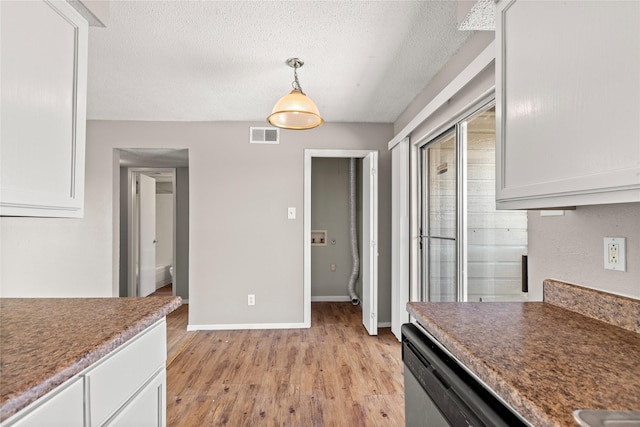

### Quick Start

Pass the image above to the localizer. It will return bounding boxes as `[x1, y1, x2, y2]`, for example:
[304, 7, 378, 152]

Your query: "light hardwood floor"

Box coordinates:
[165, 302, 405, 426]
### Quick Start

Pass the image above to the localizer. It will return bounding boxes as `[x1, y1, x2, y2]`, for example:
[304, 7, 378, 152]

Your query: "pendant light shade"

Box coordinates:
[267, 58, 324, 130]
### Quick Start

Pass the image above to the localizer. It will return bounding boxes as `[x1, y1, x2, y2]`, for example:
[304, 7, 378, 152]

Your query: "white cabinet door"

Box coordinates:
[3, 377, 84, 427]
[86, 321, 166, 426]
[496, 0, 640, 209]
[0, 0, 88, 217]
[104, 370, 166, 427]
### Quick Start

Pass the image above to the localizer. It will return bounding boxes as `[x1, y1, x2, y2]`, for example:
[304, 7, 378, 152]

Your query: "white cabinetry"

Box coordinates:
[104, 370, 166, 427]
[5, 378, 84, 427]
[87, 321, 166, 426]
[496, 0, 640, 209]
[0, 0, 88, 217]
[2, 321, 167, 427]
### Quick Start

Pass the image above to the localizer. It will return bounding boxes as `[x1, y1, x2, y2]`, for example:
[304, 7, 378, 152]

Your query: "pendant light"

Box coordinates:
[267, 58, 324, 130]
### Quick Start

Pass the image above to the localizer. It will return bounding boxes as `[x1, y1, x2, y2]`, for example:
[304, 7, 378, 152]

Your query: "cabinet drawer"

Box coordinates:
[104, 369, 166, 427]
[86, 320, 166, 426]
[4, 377, 84, 427]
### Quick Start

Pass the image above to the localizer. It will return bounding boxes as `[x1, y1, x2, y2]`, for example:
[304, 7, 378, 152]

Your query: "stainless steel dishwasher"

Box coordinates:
[402, 323, 529, 427]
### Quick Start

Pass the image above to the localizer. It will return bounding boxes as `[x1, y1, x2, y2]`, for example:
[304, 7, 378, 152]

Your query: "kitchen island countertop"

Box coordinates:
[0, 296, 181, 422]
[407, 280, 640, 427]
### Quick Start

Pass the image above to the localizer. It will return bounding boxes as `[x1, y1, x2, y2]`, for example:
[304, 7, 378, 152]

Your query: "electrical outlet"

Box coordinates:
[247, 294, 255, 306]
[330, 263, 336, 272]
[609, 244, 619, 264]
[604, 237, 626, 272]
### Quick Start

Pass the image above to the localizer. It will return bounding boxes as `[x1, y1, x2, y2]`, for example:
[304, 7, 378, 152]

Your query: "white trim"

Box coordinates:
[387, 41, 496, 150]
[411, 90, 495, 149]
[391, 138, 410, 341]
[187, 322, 307, 331]
[361, 151, 379, 336]
[311, 296, 351, 302]
[378, 322, 392, 328]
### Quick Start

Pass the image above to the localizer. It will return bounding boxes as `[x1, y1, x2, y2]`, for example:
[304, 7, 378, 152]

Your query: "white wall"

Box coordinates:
[0, 143, 113, 297]
[528, 203, 640, 300]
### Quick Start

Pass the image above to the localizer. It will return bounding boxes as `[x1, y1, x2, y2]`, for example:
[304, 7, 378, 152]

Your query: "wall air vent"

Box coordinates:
[250, 127, 280, 144]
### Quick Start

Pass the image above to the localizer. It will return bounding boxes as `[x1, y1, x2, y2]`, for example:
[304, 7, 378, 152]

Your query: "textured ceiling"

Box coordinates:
[88, 1, 475, 123]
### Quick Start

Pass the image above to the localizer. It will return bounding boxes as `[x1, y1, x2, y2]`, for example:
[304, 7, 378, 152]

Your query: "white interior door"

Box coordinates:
[361, 152, 379, 335]
[138, 173, 157, 297]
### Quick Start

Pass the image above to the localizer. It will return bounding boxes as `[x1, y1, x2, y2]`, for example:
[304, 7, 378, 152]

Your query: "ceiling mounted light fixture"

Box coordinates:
[267, 58, 324, 130]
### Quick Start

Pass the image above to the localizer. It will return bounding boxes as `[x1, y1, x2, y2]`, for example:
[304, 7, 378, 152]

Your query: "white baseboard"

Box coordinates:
[187, 322, 308, 331]
[186, 319, 389, 331]
[311, 295, 351, 302]
[180, 299, 188, 304]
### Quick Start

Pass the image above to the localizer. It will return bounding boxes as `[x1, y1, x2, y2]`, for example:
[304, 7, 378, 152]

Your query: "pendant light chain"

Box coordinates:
[292, 64, 305, 95]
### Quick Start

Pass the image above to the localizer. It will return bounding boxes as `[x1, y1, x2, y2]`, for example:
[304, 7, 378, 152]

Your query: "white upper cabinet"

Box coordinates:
[1, 0, 88, 217]
[496, 0, 640, 209]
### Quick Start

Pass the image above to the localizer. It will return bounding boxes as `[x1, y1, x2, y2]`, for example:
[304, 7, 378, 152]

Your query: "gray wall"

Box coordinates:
[528, 203, 640, 300]
[0, 121, 393, 326]
[175, 167, 189, 301]
[119, 167, 129, 297]
[1, 121, 393, 325]
[100, 122, 391, 325]
[395, 31, 495, 135]
[311, 158, 363, 299]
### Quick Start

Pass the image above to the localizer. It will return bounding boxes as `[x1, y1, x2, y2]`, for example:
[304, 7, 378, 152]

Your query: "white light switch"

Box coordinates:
[287, 207, 296, 219]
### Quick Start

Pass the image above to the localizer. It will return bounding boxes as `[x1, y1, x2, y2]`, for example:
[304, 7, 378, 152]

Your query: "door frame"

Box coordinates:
[303, 149, 378, 332]
[127, 167, 176, 297]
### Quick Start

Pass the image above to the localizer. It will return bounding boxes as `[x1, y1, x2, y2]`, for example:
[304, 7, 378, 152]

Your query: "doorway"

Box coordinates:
[304, 149, 379, 335]
[117, 149, 190, 301]
[310, 158, 361, 302]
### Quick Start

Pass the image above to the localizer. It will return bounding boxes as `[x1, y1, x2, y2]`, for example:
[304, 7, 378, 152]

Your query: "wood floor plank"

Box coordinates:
[165, 302, 405, 426]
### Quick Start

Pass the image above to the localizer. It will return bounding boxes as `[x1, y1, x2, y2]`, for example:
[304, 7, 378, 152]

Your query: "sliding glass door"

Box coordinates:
[421, 130, 458, 301]
[420, 103, 528, 302]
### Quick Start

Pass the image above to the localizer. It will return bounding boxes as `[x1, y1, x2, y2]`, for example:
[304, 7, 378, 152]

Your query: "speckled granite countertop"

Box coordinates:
[407, 280, 640, 427]
[0, 297, 181, 422]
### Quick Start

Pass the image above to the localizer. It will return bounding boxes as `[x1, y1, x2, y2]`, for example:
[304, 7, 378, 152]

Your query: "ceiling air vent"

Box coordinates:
[250, 127, 279, 144]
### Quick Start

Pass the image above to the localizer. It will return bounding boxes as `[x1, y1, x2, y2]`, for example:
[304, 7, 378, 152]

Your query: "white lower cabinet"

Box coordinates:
[104, 370, 166, 427]
[86, 321, 166, 426]
[7, 377, 84, 427]
[2, 320, 167, 427]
